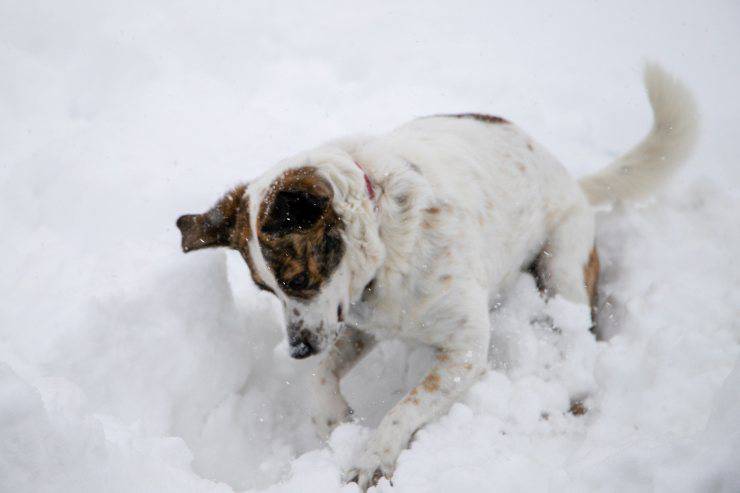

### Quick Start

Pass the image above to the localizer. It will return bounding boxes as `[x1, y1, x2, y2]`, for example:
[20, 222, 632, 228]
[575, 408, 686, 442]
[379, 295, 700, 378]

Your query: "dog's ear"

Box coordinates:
[260, 168, 334, 236]
[176, 184, 247, 252]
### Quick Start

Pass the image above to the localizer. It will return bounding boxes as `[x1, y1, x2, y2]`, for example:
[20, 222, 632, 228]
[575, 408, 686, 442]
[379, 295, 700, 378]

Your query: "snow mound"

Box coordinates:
[2, 1, 739, 492]
[6, 185, 738, 492]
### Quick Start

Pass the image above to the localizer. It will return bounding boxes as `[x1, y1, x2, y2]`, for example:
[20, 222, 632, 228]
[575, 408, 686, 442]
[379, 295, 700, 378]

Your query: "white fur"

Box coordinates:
[579, 64, 699, 205]
[242, 64, 697, 489]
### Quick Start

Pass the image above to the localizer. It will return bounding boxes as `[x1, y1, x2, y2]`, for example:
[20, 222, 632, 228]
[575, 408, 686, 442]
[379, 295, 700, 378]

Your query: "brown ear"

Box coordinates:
[176, 184, 247, 252]
[259, 167, 334, 236]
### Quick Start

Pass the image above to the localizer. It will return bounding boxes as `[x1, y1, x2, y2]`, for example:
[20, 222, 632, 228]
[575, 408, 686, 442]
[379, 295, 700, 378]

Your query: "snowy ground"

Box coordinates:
[1, 1, 739, 492]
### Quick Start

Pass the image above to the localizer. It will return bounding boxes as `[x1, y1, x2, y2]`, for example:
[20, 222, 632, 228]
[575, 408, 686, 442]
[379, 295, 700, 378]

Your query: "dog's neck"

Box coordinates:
[325, 144, 433, 311]
[307, 146, 385, 304]
[354, 161, 376, 202]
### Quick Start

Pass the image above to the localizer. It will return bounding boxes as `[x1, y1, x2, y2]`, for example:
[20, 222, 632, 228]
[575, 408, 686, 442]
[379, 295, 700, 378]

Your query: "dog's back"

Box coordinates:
[352, 112, 587, 302]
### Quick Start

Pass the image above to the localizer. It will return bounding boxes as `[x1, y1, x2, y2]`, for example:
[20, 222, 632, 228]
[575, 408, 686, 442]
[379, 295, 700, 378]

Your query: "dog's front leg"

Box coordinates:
[347, 325, 489, 490]
[311, 327, 376, 441]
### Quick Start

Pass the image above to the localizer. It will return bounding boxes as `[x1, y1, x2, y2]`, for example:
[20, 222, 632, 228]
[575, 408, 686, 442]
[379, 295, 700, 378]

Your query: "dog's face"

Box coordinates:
[176, 167, 348, 359]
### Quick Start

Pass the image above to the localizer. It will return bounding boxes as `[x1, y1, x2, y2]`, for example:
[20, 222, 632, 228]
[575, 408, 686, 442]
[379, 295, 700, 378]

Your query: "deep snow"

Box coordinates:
[1, 1, 739, 492]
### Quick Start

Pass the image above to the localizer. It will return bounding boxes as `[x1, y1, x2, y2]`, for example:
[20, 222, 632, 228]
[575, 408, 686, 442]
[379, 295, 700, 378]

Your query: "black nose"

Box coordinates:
[288, 324, 317, 359]
[289, 338, 316, 359]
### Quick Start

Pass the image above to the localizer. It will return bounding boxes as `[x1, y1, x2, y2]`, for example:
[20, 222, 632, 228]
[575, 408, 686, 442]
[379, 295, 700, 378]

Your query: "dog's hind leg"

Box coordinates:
[311, 327, 376, 440]
[533, 205, 599, 317]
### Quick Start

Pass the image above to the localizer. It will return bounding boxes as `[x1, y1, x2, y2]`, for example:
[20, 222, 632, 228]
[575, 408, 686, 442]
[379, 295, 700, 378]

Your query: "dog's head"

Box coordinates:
[176, 165, 355, 359]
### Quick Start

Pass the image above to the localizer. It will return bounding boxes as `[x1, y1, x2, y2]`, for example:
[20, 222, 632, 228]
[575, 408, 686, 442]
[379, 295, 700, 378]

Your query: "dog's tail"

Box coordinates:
[579, 64, 699, 206]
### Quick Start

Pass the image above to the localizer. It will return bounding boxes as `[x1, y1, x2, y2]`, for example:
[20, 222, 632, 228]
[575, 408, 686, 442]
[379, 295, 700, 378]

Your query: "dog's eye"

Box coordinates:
[286, 272, 309, 291]
[261, 190, 327, 235]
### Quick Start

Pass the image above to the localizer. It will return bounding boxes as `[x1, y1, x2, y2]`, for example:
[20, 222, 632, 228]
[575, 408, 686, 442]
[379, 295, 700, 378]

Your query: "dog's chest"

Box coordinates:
[347, 283, 438, 342]
[346, 246, 476, 344]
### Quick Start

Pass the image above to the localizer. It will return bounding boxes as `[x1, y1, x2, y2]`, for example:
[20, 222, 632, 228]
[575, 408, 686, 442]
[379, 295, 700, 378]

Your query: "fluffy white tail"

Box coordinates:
[579, 64, 699, 205]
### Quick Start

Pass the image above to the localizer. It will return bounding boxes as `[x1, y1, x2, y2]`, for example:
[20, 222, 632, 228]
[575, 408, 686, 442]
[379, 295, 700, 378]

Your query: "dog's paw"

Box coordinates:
[344, 464, 390, 491]
[344, 441, 397, 491]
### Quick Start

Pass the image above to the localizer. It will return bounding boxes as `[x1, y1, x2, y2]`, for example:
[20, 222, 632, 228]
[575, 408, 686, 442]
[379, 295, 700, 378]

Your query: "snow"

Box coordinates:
[1, 1, 739, 492]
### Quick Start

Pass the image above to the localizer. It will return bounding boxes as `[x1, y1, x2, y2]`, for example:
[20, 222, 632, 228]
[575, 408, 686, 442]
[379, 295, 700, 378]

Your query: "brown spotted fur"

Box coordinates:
[584, 246, 600, 318]
[528, 245, 600, 321]
[444, 113, 509, 124]
[421, 372, 441, 392]
[176, 184, 274, 293]
[176, 184, 246, 252]
[256, 167, 345, 300]
[177, 167, 346, 299]
[230, 191, 273, 293]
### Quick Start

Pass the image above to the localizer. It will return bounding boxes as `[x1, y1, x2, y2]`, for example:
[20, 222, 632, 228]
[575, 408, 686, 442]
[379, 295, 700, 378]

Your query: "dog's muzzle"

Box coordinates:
[288, 323, 318, 359]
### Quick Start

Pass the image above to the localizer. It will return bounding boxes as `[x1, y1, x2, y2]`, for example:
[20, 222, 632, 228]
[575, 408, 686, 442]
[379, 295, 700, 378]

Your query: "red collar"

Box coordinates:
[354, 161, 376, 201]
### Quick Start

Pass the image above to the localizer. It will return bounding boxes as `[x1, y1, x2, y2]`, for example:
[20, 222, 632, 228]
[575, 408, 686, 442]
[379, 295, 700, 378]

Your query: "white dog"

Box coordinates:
[177, 64, 697, 489]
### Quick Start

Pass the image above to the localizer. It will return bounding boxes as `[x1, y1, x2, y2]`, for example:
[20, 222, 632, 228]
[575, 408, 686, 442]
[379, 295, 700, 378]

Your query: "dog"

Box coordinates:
[176, 64, 697, 489]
